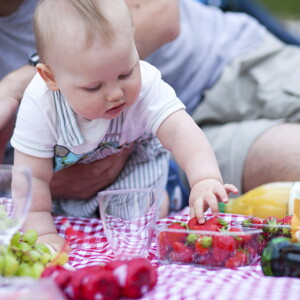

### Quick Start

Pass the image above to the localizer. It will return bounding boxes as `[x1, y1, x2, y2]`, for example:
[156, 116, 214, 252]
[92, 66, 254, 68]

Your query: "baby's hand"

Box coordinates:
[189, 179, 238, 224]
[37, 233, 71, 253]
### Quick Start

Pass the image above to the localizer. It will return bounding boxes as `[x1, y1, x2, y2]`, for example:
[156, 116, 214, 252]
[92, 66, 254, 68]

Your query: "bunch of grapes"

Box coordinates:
[0, 230, 69, 278]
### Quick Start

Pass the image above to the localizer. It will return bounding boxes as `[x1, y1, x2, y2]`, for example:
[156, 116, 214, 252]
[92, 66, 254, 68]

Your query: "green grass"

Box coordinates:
[258, 0, 300, 18]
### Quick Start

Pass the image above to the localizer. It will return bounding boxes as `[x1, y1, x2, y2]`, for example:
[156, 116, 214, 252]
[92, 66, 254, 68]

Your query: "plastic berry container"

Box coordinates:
[238, 217, 292, 254]
[155, 224, 262, 269]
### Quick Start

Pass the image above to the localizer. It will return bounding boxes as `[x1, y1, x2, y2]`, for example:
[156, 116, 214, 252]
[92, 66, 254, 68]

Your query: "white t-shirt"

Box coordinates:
[0, 0, 38, 79]
[11, 61, 185, 169]
[145, 0, 267, 114]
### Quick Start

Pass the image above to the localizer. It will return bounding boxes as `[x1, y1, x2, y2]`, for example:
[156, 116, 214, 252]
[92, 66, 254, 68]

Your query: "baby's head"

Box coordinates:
[33, 0, 141, 120]
[34, 0, 132, 64]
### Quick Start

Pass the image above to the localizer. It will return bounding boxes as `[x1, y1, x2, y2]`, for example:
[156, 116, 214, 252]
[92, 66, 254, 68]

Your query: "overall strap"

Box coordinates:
[53, 91, 85, 148]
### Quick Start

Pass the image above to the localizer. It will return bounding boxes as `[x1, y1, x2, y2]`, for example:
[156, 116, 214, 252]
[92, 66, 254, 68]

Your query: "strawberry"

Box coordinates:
[170, 241, 193, 263]
[41, 265, 73, 290]
[106, 258, 157, 299]
[225, 251, 248, 268]
[280, 215, 292, 225]
[81, 268, 120, 300]
[242, 217, 263, 228]
[70, 265, 104, 299]
[160, 222, 188, 247]
[205, 216, 228, 230]
[195, 236, 212, 255]
[213, 234, 236, 251]
[280, 215, 292, 236]
[211, 247, 229, 267]
[188, 217, 224, 231]
[262, 216, 281, 234]
[157, 222, 188, 257]
[212, 234, 236, 265]
[188, 217, 203, 230]
[167, 222, 188, 242]
[229, 227, 252, 246]
[157, 231, 170, 259]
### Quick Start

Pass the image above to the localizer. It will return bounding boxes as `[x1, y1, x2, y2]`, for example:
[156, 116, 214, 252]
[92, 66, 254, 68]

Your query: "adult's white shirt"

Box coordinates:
[145, 0, 267, 114]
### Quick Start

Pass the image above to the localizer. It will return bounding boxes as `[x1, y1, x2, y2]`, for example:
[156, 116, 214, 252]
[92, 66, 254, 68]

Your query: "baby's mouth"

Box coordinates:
[106, 103, 125, 115]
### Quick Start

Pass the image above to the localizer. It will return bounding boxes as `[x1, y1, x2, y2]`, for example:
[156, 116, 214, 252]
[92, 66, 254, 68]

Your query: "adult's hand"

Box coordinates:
[126, 0, 180, 59]
[50, 145, 133, 200]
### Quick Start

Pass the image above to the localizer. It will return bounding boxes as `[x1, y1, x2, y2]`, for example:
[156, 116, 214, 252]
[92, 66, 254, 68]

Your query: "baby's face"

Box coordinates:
[48, 20, 141, 120]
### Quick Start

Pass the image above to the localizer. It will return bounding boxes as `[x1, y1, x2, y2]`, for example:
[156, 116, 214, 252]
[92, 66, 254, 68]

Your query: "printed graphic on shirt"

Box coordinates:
[54, 134, 130, 172]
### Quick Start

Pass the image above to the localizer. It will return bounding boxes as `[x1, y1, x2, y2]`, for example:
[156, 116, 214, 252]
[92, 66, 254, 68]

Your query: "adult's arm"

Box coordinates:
[126, 0, 180, 59]
[50, 145, 133, 199]
[0, 65, 36, 162]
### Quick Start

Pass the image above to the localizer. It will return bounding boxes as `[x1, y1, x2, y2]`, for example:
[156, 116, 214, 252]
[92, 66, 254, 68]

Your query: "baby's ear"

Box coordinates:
[36, 63, 59, 91]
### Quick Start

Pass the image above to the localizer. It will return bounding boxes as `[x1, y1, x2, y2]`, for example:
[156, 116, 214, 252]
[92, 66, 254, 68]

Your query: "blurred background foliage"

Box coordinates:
[258, 0, 300, 18]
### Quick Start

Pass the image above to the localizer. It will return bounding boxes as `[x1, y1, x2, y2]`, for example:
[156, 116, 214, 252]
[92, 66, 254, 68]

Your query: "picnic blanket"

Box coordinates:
[54, 208, 300, 300]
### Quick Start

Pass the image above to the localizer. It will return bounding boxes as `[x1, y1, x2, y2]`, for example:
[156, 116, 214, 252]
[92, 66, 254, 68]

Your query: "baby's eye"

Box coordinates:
[84, 84, 102, 92]
[119, 69, 133, 80]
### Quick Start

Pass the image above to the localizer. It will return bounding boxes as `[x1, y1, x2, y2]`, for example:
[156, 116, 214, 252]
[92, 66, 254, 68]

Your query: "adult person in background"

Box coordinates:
[136, 0, 300, 195]
[4, 0, 300, 203]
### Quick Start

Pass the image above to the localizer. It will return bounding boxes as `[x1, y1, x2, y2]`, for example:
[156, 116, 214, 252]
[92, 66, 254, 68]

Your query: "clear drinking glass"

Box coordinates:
[98, 188, 157, 259]
[0, 165, 32, 245]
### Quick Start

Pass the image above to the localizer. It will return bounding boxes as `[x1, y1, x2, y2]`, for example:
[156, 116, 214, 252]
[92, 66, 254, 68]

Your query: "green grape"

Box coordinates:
[17, 262, 33, 277]
[10, 231, 21, 247]
[17, 241, 31, 253]
[40, 252, 51, 265]
[31, 262, 45, 278]
[34, 243, 51, 255]
[23, 229, 38, 245]
[3, 253, 18, 276]
[0, 228, 69, 278]
[28, 249, 42, 263]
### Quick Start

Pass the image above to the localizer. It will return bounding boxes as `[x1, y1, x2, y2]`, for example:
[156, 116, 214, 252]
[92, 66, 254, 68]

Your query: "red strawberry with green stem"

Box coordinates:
[205, 216, 229, 230]
[262, 216, 281, 235]
[195, 235, 212, 255]
[165, 222, 188, 245]
[279, 215, 292, 236]
[242, 217, 263, 229]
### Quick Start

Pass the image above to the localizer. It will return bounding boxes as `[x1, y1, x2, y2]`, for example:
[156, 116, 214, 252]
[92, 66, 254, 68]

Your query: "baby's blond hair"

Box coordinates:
[34, 0, 132, 62]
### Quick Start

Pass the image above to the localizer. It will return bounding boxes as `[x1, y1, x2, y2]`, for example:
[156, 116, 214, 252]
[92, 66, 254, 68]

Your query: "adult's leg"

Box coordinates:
[243, 123, 300, 192]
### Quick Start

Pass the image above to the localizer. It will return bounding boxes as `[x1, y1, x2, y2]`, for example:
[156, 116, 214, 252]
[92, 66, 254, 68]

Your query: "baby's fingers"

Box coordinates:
[204, 192, 219, 217]
[190, 197, 205, 224]
[214, 185, 230, 203]
[195, 193, 219, 223]
[224, 183, 239, 195]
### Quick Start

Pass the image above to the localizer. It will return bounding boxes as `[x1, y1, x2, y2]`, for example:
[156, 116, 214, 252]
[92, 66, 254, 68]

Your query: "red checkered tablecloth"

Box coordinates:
[54, 208, 300, 300]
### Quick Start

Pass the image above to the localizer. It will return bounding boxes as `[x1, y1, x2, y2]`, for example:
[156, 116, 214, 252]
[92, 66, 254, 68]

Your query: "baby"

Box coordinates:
[11, 0, 237, 251]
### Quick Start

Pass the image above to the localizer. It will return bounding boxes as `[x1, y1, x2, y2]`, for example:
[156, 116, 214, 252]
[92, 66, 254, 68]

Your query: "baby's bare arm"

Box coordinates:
[14, 150, 65, 251]
[157, 110, 238, 222]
